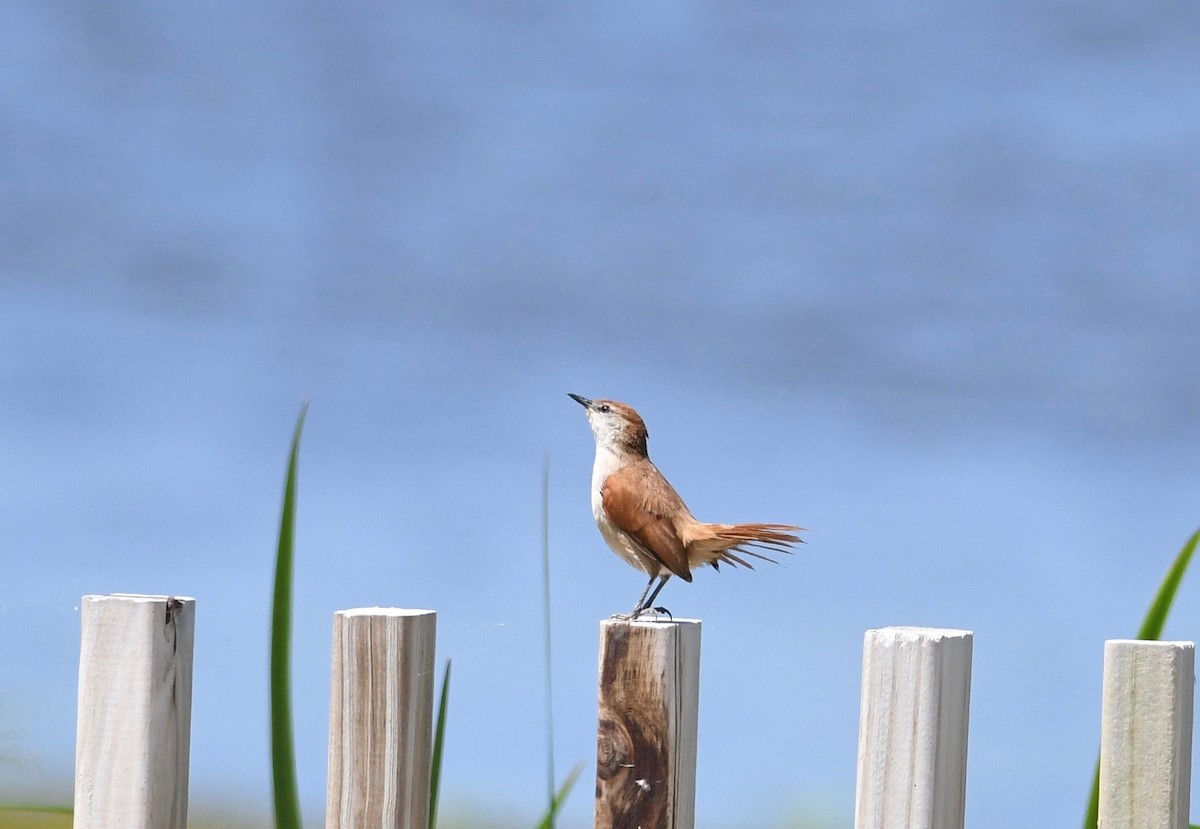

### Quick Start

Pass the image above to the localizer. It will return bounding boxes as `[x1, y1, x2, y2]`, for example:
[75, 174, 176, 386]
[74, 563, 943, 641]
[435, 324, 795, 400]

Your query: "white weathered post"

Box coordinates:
[73, 593, 195, 829]
[1099, 639, 1194, 829]
[594, 617, 701, 829]
[326, 607, 437, 829]
[854, 626, 973, 829]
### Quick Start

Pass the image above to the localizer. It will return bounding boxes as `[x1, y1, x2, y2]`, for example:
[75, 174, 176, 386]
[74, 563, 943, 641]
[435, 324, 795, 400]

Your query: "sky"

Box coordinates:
[3, 1, 1200, 827]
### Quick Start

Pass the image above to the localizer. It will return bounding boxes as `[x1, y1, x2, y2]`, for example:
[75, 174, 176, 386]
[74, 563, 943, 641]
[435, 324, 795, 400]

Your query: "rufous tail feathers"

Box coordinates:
[689, 522, 804, 570]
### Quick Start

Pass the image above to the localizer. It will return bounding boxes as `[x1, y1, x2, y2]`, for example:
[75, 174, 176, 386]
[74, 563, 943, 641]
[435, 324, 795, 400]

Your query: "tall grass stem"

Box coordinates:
[270, 404, 307, 829]
[540, 453, 558, 825]
[429, 660, 452, 829]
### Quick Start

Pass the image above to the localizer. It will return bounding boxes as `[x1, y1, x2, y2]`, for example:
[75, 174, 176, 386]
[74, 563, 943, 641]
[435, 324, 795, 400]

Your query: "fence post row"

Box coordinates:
[67, 596, 1200, 829]
[74, 594, 196, 829]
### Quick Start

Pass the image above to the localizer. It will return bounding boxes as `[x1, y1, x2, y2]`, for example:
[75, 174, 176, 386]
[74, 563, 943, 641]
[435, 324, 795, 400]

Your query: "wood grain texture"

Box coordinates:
[1099, 639, 1194, 829]
[854, 626, 972, 829]
[73, 593, 195, 829]
[595, 618, 700, 829]
[326, 608, 436, 829]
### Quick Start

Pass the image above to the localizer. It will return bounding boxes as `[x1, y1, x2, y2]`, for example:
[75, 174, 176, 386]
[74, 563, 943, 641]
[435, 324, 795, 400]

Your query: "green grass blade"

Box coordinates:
[1082, 527, 1200, 829]
[534, 762, 583, 829]
[540, 452, 558, 824]
[429, 659, 452, 829]
[1134, 528, 1200, 641]
[271, 404, 308, 829]
[0, 804, 73, 815]
[1082, 754, 1101, 829]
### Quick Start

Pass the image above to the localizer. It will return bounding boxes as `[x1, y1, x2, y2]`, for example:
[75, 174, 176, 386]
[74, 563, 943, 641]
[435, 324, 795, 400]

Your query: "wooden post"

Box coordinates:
[595, 618, 701, 829]
[1099, 639, 1194, 829]
[326, 608, 437, 829]
[73, 593, 195, 829]
[854, 626, 973, 829]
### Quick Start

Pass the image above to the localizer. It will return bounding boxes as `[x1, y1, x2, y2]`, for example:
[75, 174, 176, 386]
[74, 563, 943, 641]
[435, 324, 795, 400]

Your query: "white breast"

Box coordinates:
[590, 445, 660, 575]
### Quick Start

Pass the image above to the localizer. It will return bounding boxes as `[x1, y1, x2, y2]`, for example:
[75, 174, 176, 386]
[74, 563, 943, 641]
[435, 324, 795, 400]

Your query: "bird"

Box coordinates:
[568, 393, 803, 617]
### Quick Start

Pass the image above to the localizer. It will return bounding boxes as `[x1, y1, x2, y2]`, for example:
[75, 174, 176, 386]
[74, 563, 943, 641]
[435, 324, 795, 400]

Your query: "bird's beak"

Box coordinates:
[568, 393, 592, 409]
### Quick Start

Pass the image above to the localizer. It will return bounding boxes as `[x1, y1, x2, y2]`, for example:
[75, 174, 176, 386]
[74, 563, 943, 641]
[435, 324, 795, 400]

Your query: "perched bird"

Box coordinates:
[568, 394, 803, 617]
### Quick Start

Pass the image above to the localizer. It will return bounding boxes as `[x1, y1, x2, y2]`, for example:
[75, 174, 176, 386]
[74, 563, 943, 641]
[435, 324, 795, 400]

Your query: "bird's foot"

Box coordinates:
[625, 605, 673, 621]
[611, 605, 675, 621]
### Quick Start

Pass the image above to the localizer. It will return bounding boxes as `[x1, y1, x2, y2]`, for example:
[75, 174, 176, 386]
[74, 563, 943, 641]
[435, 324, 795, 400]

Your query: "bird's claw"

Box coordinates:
[622, 605, 673, 621]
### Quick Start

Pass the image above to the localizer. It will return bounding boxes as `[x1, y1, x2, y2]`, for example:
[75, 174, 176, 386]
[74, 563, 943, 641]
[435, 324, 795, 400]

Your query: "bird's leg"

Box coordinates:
[641, 575, 671, 611]
[632, 575, 672, 617]
[624, 574, 659, 618]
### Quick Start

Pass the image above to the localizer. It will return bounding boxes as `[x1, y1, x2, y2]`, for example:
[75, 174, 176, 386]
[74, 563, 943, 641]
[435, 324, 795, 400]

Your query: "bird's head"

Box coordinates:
[568, 394, 649, 456]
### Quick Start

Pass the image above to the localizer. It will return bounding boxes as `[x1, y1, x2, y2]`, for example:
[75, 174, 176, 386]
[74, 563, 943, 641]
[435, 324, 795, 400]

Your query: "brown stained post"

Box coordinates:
[595, 618, 701, 829]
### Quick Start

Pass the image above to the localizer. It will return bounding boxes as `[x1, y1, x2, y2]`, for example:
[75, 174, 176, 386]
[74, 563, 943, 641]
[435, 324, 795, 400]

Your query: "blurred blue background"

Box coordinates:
[3, 1, 1200, 826]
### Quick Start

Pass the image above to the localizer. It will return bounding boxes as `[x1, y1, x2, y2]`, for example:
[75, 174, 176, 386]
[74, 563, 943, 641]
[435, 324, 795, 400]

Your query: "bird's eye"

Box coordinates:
[597, 404, 610, 413]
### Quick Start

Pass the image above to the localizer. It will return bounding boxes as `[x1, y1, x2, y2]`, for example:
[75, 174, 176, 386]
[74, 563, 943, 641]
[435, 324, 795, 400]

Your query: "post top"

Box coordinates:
[336, 607, 437, 618]
[866, 625, 973, 641]
[83, 593, 196, 604]
[601, 616, 701, 629]
[1105, 638, 1196, 649]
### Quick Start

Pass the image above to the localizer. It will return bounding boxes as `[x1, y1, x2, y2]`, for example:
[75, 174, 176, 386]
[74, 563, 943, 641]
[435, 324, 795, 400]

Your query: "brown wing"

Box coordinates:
[601, 462, 693, 581]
